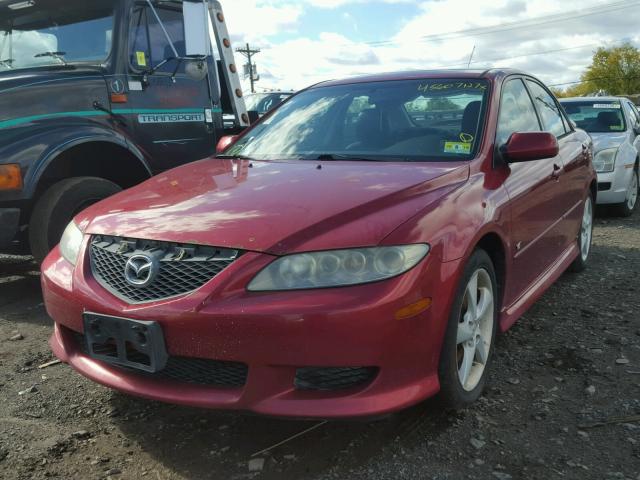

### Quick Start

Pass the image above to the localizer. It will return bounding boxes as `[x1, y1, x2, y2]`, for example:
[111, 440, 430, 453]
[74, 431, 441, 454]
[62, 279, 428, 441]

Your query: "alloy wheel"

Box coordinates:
[580, 196, 593, 262]
[627, 170, 638, 212]
[456, 268, 494, 392]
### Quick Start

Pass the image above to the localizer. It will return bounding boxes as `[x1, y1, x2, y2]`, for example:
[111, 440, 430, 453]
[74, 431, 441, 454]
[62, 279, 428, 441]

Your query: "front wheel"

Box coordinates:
[29, 177, 121, 263]
[615, 167, 638, 217]
[438, 249, 498, 409]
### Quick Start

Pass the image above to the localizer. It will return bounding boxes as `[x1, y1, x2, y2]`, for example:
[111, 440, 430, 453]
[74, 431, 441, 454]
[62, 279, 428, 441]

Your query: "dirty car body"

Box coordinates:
[42, 69, 596, 418]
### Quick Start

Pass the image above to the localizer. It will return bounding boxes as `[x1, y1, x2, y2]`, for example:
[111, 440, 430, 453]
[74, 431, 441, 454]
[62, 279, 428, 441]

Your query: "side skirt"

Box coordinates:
[499, 242, 579, 332]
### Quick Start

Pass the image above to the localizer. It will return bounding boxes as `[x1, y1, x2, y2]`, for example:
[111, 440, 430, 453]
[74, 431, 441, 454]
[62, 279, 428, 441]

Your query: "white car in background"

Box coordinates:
[561, 97, 640, 216]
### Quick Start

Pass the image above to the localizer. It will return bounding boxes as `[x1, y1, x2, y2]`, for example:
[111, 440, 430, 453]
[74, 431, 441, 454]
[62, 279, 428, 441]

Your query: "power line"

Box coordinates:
[331, 0, 640, 49]
[549, 74, 640, 87]
[295, 38, 633, 83]
[434, 42, 603, 69]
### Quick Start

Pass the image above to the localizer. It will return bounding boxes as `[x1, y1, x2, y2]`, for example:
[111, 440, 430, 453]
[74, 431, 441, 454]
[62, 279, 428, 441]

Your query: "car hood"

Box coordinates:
[78, 159, 469, 255]
[589, 132, 627, 152]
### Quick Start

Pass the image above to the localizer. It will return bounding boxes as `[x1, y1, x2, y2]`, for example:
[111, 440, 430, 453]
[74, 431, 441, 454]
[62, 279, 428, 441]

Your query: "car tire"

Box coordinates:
[29, 177, 121, 263]
[569, 193, 594, 273]
[614, 167, 638, 217]
[438, 248, 498, 410]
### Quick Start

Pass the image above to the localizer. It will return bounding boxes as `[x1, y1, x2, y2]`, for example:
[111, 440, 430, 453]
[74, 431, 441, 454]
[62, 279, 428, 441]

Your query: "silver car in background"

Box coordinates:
[561, 97, 640, 216]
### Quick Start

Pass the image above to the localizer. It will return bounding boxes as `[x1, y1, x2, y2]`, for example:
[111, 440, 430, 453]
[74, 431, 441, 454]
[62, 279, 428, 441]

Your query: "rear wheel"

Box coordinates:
[29, 177, 121, 263]
[615, 167, 638, 217]
[569, 194, 594, 273]
[438, 249, 497, 409]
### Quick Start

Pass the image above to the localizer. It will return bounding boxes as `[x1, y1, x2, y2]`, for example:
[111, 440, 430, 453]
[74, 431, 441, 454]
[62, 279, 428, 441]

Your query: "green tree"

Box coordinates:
[582, 43, 640, 95]
[552, 82, 594, 99]
[427, 96, 457, 110]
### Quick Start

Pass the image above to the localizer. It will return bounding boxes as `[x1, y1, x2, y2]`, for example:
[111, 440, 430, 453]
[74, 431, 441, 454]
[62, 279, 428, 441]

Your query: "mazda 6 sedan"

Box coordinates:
[42, 69, 596, 418]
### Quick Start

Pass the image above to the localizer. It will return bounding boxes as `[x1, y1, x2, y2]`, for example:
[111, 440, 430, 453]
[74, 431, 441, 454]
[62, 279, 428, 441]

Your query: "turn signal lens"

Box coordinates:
[0, 164, 22, 190]
[395, 298, 433, 320]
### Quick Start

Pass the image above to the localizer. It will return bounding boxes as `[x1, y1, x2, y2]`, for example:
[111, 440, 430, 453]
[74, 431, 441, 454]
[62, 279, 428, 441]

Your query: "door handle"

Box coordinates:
[552, 163, 561, 180]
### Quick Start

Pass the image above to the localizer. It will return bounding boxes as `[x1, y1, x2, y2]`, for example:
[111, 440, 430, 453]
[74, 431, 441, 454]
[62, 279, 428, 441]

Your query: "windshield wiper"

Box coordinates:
[34, 51, 67, 65]
[314, 153, 396, 162]
[0, 59, 13, 69]
[215, 154, 255, 160]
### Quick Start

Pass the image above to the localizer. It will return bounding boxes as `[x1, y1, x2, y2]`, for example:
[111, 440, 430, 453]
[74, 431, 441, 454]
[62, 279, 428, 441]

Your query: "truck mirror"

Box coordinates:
[183, 1, 208, 57]
[185, 59, 207, 81]
[248, 110, 260, 124]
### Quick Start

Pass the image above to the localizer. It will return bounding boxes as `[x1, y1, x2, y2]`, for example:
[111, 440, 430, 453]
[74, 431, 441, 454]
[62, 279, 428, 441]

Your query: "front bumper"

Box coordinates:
[0, 208, 20, 248]
[596, 165, 635, 205]
[42, 242, 461, 419]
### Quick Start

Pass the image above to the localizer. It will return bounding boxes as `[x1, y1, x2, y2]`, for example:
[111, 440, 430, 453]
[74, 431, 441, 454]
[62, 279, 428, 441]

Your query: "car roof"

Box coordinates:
[560, 96, 626, 102]
[311, 68, 530, 88]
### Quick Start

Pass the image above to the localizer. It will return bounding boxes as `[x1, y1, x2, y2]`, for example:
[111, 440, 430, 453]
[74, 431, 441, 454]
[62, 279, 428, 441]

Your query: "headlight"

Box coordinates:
[593, 148, 617, 173]
[248, 244, 430, 291]
[59, 221, 84, 266]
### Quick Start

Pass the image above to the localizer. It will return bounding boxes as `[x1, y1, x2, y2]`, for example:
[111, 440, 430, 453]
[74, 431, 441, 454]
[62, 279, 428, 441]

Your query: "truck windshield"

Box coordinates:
[0, 0, 116, 71]
[225, 79, 489, 162]
[245, 93, 292, 115]
[561, 101, 627, 133]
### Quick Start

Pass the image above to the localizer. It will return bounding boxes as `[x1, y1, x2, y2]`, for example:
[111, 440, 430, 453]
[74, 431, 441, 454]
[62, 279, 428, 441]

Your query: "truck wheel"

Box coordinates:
[29, 177, 121, 263]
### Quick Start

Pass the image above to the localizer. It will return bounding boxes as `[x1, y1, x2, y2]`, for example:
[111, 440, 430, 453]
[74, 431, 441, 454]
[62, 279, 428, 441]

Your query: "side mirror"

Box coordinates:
[216, 135, 238, 154]
[248, 110, 260, 125]
[503, 132, 559, 163]
[185, 59, 208, 81]
[634, 125, 640, 136]
[183, 2, 208, 57]
[569, 119, 578, 129]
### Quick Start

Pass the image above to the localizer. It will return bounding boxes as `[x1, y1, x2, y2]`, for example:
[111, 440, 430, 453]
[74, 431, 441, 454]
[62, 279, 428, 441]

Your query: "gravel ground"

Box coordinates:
[0, 210, 639, 480]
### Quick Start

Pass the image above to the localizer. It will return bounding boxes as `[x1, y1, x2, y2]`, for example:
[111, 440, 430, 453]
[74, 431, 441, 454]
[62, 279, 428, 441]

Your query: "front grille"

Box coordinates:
[90, 235, 241, 304]
[73, 332, 248, 387]
[294, 367, 378, 391]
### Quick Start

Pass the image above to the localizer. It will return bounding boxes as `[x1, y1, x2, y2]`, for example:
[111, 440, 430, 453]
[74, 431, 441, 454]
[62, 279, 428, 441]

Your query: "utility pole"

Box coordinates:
[236, 43, 261, 93]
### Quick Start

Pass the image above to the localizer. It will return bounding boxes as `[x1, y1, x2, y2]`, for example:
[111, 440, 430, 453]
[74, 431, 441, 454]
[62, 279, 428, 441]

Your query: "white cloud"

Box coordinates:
[221, 1, 302, 42]
[224, 0, 640, 92]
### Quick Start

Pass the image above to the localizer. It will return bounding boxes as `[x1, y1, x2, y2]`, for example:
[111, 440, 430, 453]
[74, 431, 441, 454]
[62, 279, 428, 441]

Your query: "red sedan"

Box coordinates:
[42, 69, 596, 418]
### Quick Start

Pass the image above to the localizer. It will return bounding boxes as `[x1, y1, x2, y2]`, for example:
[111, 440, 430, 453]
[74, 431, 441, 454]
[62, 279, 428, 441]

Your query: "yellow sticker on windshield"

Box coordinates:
[444, 142, 471, 154]
[136, 51, 147, 67]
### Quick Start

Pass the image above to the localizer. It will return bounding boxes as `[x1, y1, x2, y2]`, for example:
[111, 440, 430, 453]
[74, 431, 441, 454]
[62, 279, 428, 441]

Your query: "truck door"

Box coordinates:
[124, 2, 215, 173]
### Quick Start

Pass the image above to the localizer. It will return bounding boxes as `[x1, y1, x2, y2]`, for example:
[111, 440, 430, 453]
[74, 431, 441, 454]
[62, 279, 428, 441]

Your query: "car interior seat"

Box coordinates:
[461, 101, 481, 139]
[596, 111, 622, 130]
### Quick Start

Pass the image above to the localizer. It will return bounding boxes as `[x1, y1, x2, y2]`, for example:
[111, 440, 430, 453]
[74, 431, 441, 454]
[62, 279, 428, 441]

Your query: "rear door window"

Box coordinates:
[624, 101, 639, 128]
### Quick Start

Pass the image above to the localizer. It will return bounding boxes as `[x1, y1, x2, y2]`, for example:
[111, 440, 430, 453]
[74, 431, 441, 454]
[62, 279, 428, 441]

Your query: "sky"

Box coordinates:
[219, 0, 640, 93]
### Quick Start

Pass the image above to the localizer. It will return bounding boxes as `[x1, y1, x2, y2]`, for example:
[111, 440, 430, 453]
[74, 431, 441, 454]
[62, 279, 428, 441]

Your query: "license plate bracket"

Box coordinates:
[82, 313, 168, 373]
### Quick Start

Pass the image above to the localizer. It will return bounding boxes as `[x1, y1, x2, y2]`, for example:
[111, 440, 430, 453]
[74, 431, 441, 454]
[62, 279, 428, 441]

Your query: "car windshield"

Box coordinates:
[225, 78, 490, 162]
[561, 100, 627, 133]
[0, 0, 115, 71]
[245, 93, 292, 114]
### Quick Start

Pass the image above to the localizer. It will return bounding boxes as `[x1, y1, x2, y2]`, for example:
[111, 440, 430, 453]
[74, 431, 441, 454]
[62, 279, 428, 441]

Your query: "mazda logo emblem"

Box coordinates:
[124, 254, 158, 287]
